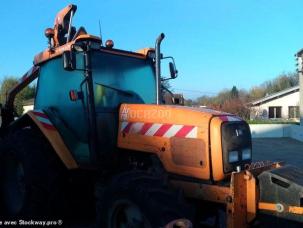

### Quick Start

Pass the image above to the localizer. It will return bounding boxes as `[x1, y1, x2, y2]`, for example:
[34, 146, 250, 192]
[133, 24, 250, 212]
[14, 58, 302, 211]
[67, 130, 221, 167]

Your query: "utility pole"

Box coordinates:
[296, 49, 303, 125]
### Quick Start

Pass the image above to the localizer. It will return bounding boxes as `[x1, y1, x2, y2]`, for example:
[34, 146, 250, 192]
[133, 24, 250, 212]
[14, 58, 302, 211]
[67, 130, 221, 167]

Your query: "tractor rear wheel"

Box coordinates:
[96, 171, 194, 228]
[0, 127, 67, 219]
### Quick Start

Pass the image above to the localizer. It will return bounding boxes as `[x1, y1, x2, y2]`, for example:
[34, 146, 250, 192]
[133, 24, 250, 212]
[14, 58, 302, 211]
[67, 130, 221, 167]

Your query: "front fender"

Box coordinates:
[9, 110, 78, 169]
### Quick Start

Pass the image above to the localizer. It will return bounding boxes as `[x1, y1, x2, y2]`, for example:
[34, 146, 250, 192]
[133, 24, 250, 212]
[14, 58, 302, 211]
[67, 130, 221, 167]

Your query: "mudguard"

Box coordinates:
[15, 110, 78, 169]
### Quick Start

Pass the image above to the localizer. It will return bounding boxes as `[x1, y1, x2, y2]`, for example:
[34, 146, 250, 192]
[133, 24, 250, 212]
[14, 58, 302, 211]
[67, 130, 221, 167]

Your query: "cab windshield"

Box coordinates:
[91, 51, 156, 109]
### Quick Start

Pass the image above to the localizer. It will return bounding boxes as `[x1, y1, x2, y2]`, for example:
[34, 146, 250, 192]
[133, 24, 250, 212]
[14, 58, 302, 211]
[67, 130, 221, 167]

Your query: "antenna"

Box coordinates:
[98, 20, 103, 46]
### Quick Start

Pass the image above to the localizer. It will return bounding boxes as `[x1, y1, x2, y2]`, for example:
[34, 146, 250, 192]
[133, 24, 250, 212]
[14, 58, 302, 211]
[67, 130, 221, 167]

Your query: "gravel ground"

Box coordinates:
[252, 137, 303, 169]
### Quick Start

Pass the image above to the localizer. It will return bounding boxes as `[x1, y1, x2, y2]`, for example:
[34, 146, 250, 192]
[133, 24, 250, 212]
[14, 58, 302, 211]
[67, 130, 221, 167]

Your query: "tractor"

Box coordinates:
[0, 4, 303, 228]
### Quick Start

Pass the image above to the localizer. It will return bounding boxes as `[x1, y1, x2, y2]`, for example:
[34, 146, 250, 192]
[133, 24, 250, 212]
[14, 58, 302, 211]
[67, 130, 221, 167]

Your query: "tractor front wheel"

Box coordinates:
[96, 171, 194, 228]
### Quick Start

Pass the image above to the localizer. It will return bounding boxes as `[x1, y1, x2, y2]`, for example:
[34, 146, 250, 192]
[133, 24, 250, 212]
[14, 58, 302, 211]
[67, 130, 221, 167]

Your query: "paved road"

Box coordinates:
[252, 137, 303, 169]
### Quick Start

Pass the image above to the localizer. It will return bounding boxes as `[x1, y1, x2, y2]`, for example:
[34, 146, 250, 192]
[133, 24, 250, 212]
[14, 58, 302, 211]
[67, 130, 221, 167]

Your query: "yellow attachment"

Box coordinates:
[171, 170, 258, 228]
[259, 202, 303, 215]
[34, 34, 101, 65]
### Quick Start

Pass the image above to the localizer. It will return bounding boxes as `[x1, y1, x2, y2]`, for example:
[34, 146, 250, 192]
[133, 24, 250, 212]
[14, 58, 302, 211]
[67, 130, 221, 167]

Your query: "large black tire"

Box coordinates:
[96, 171, 194, 228]
[0, 127, 67, 219]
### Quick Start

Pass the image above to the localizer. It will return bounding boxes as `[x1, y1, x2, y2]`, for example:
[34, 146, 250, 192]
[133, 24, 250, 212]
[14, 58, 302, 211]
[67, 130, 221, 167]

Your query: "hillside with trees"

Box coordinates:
[185, 72, 298, 119]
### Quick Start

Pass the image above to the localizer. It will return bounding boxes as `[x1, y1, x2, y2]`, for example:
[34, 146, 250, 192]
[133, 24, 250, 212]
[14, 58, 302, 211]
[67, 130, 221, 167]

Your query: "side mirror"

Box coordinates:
[169, 62, 178, 79]
[63, 51, 76, 71]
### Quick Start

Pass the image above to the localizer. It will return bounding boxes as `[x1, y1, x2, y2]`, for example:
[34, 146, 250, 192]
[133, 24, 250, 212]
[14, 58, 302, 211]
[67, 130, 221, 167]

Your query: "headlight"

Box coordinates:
[228, 151, 239, 163]
[242, 148, 252, 160]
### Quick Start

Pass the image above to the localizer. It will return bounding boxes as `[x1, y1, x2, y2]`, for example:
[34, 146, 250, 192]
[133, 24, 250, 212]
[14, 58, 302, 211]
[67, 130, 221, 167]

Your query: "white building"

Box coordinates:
[22, 98, 34, 114]
[250, 86, 299, 120]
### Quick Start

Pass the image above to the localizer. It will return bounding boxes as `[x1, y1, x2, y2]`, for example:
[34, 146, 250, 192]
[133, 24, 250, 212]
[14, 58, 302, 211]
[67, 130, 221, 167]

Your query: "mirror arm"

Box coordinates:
[161, 77, 172, 81]
[162, 56, 176, 65]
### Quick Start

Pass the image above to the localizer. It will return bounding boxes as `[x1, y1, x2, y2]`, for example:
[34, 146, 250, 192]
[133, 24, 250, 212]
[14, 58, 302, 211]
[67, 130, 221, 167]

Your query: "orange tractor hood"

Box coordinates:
[117, 104, 242, 180]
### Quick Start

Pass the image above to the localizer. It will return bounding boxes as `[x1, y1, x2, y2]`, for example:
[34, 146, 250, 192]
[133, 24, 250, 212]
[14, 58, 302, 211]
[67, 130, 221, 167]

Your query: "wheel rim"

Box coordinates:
[2, 156, 25, 215]
[110, 199, 150, 228]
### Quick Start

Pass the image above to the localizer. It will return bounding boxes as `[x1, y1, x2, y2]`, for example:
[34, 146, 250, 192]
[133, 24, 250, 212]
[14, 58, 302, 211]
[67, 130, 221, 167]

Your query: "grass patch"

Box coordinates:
[246, 119, 299, 125]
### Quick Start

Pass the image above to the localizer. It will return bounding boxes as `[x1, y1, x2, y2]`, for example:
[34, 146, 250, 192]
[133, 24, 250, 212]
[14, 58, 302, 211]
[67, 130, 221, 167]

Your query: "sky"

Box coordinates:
[0, 0, 302, 99]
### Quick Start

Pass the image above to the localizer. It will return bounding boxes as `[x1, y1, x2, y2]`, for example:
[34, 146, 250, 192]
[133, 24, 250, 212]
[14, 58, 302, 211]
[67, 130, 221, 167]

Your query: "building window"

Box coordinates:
[268, 106, 282, 119]
[174, 98, 180, 104]
[289, 106, 299, 119]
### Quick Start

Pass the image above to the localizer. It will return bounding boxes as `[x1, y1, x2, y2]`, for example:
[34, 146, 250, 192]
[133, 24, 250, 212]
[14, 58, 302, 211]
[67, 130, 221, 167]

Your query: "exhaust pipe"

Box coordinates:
[155, 33, 165, 105]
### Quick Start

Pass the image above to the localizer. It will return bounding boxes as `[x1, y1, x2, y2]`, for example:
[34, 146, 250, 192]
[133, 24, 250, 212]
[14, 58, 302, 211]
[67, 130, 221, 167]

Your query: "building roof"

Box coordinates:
[250, 85, 299, 106]
[23, 98, 35, 106]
